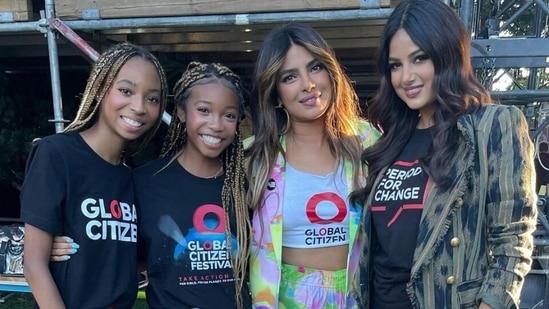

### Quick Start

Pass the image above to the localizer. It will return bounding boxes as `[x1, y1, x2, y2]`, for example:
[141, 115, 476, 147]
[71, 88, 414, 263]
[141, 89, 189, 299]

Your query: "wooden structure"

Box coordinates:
[0, 0, 402, 103]
[55, 0, 393, 20]
[0, 0, 33, 21]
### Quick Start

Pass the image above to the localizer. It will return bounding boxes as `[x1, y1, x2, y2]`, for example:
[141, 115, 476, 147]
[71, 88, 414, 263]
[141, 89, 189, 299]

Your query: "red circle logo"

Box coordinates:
[306, 192, 347, 224]
[193, 204, 226, 233]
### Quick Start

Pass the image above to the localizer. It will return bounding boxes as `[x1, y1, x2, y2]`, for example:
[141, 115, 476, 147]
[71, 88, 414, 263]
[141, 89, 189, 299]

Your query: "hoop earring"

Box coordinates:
[275, 103, 290, 134]
[177, 121, 187, 134]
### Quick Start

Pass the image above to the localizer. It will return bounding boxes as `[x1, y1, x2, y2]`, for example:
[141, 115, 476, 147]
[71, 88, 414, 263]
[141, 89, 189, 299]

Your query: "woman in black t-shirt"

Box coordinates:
[350, 0, 537, 308]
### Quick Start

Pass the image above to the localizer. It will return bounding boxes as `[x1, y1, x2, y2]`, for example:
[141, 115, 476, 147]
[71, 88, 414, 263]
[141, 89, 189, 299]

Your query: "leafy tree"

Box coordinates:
[0, 72, 53, 190]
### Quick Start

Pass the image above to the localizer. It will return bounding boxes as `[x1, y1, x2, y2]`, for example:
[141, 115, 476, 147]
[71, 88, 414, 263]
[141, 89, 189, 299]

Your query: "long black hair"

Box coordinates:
[351, 0, 492, 205]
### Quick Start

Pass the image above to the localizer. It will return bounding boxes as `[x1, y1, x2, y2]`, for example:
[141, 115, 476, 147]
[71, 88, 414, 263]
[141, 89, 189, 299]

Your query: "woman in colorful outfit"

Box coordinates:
[245, 23, 380, 308]
[350, 0, 538, 308]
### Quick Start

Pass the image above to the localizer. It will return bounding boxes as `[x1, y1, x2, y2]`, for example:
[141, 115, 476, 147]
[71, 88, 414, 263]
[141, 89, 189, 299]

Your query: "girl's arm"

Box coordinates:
[24, 224, 66, 309]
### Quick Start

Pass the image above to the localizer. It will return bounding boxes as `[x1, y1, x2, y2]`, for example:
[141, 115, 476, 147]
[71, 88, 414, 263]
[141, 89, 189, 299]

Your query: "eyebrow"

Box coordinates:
[116, 79, 161, 93]
[279, 58, 318, 76]
[389, 49, 424, 62]
[194, 100, 213, 105]
[116, 79, 136, 86]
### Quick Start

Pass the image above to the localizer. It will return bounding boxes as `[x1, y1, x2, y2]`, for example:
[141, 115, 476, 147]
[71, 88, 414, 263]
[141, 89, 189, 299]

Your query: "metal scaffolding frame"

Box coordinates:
[0, 0, 547, 131]
[466, 0, 549, 106]
[0, 1, 394, 132]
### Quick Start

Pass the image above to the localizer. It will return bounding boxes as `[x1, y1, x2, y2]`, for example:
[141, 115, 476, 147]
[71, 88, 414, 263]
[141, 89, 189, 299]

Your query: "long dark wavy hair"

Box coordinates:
[350, 0, 492, 205]
[246, 23, 364, 211]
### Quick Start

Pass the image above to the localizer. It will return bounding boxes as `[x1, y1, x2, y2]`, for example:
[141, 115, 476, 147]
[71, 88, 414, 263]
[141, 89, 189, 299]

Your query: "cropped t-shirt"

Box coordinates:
[282, 162, 350, 248]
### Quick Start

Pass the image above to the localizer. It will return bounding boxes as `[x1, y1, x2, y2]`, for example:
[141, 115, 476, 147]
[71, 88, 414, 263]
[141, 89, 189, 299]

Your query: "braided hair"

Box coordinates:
[161, 62, 250, 309]
[64, 42, 168, 156]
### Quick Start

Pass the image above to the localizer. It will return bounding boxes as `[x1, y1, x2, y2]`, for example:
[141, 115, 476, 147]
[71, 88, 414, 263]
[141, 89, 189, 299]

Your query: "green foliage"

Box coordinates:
[474, 0, 548, 37]
[469, 0, 549, 93]
[0, 73, 55, 189]
[505, 68, 549, 91]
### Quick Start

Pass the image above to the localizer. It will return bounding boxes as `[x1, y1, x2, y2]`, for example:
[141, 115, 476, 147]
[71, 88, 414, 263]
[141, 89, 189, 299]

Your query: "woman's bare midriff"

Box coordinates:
[282, 244, 348, 271]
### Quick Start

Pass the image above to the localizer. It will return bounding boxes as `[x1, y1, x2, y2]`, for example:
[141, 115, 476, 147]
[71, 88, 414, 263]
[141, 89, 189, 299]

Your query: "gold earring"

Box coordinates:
[275, 103, 290, 134]
[177, 121, 187, 134]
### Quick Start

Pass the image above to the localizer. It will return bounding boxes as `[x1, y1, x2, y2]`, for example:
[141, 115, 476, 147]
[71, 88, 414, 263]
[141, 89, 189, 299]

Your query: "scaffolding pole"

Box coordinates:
[0, 5, 393, 128]
[0, 9, 393, 33]
[0, 1, 547, 125]
[459, 0, 475, 34]
[45, 0, 67, 133]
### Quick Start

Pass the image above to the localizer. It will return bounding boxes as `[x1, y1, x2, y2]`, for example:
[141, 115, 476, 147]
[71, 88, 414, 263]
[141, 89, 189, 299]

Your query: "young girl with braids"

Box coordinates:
[132, 61, 251, 309]
[49, 61, 251, 308]
[20, 42, 168, 309]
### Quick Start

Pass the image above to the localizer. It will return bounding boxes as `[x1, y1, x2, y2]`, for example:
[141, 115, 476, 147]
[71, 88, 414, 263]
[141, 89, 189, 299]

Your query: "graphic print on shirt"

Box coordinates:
[81, 198, 137, 242]
[371, 160, 429, 227]
[304, 192, 348, 246]
[157, 203, 237, 286]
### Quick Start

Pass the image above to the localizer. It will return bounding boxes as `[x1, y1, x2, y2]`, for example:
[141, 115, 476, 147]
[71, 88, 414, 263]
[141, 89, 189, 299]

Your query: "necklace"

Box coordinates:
[205, 162, 224, 179]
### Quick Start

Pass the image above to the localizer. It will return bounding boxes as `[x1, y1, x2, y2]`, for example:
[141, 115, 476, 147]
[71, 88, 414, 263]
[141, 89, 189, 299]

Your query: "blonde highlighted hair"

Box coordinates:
[247, 23, 365, 211]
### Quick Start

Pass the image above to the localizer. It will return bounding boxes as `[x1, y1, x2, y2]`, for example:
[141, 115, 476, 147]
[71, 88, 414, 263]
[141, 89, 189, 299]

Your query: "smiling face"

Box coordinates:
[276, 44, 332, 124]
[95, 56, 162, 143]
[177, 81, 239, 162]
[389, 29, 436, 128]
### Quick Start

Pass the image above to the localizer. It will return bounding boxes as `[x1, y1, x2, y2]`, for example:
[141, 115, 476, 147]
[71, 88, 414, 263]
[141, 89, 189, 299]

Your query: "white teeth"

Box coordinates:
[201, 135, 221, 145]
[122, 117, 143, 127]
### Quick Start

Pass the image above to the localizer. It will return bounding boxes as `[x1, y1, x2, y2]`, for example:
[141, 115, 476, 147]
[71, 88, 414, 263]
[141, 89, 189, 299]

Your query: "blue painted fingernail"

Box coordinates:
[66, 238, 74, 243]
[71, 243, 80, 249]
[64, 255, 71, 260]
[70, 248, 77, 254]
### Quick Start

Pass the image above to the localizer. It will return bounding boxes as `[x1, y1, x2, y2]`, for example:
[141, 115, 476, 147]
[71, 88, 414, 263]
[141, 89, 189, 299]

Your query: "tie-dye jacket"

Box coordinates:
[248, 120, 380, 309]
[357, 104, 538, 309]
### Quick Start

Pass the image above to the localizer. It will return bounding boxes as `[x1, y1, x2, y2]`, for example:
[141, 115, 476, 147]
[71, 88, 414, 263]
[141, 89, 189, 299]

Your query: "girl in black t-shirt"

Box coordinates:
[51, 62, 251, 309]
[137, 61, 251, 309]
[21, 43, 168, 309]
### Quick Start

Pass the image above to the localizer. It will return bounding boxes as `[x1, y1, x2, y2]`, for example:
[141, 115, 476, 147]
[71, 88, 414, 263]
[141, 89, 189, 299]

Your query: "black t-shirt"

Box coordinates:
[370, 128, 432, 309]
[134, 157, 252, 309]
[20, 132, 138, 309]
